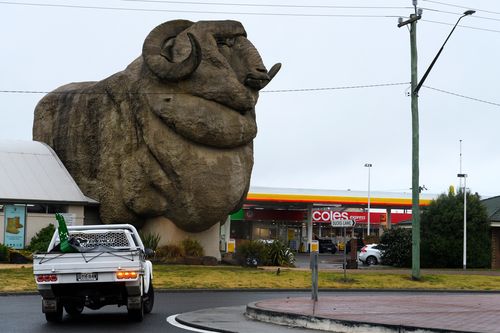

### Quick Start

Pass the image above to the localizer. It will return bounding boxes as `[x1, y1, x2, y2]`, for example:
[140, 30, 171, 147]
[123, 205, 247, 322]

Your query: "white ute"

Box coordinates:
[33, 224, 154, 322]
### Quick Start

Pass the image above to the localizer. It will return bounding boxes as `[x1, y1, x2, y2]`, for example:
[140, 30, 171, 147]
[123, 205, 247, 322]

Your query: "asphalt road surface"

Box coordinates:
[3, 290, 451, 333]
[0, 290, 315, 333]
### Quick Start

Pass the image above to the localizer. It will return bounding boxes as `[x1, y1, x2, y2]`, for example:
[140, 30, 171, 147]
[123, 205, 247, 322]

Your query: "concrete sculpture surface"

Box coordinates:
[33, 20, 280, 233]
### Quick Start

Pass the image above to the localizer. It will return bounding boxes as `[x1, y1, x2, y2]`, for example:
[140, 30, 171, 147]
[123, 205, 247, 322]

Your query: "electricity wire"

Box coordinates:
[423, 86, 500, 108]
[2, 1, 500, 32]
[0, 82, 411, 95]
[262, 82, 410, 93]
[2, 84, 499, 109]
[0, 1, 403, 17]
[421, 0, 500, 16]
[121, 0, 413, 11]
[421, 19, 500, 34]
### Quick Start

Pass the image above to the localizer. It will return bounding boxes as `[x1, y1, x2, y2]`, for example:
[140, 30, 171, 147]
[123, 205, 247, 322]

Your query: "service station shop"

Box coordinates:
[225, 187, 435, 252]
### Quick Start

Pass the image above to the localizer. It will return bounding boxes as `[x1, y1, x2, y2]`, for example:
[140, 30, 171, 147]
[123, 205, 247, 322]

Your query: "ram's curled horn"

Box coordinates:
[142, 20, 202, 81]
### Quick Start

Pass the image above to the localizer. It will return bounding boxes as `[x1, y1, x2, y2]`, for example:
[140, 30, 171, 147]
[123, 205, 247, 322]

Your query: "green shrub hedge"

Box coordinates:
[27, 224, 55, 253]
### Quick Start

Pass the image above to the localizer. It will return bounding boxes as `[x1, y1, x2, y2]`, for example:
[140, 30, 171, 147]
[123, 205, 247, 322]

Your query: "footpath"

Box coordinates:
[177, 291, 500, 333]
[177, 254, 500, 333]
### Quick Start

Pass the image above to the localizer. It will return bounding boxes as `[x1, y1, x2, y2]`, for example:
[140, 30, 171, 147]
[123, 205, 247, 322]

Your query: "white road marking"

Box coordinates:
[166, 314, 220, 333]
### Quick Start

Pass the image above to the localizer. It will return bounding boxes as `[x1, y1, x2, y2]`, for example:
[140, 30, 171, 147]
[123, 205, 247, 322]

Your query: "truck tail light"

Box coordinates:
[116, 271, 138, 280]
[36, 274, 58, 282]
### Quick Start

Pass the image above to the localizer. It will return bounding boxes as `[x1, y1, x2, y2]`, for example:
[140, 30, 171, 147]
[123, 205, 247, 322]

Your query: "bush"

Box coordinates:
[235, 240, 268, 267]
[156, 244, 183, 259]
[181, 238, 204, 257]
[379, 228, 412, 267]
[139, 231, 161, 251]
[421, 190, 491, 268]
[0, 244, 9, 262]
[27, 224, 55, 253]
[266, 240, 295, 267]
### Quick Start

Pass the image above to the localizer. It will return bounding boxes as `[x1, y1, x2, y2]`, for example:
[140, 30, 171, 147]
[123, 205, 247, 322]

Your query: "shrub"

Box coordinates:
[181, 238, 204, 257]
[235, 240, 268, 267]
[27, 224, 55, 253]
[139, 231, 161, 251]
[156, 244, 183, 259]
[421, 190, 491, 268]
[379, 228, 412, 267]
[0, 244, 9, 262]
[266, 240, 295, 267]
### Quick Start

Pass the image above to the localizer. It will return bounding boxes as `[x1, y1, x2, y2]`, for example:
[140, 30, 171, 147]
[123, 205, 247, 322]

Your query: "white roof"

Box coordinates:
[0, 140, 97, 204]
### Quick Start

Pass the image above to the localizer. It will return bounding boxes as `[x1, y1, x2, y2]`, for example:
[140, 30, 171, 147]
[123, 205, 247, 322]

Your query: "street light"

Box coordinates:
[457, 173, 467, 270]
[398, 3, 475, 280]
[414, 9, 476, 95]
[364, 163, 372, 236]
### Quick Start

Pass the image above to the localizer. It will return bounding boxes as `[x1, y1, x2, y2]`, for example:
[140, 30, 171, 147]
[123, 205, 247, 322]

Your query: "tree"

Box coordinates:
[379, 228, 412, 268]
[421, 189, 491, 268]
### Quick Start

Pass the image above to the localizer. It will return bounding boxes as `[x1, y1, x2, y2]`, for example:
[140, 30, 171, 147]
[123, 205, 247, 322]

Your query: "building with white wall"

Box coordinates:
[0, 140, 98, 249]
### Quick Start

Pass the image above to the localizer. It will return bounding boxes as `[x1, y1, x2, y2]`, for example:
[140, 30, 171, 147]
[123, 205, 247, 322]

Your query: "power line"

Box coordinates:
[421, 7, 500, 22]
[423, 86, 500, 108]
[422, 19, 500, 34]
[0, 1, 402, 17]
[122, 0, 412, 11]
[262, 82, 410, 93]
[2, 1, 500, 32]
[421, 0, 500, 16]
[2, 84, 499, 108]
[0, 82, 410, 95]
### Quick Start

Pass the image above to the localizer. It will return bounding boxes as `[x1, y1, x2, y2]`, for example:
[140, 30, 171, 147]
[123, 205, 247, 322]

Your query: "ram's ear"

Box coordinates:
[143, 20, 201, 81]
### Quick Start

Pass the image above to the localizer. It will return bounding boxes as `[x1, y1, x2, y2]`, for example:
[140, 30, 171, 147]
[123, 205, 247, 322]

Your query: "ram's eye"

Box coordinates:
[216, 36, 235, 47]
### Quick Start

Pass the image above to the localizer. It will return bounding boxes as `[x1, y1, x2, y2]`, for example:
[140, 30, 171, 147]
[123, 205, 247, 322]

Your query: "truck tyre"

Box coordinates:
[45, 301, 63, 323]
[128, 300, 144, 322]
[143, 282, 154, 314]
[64, 303, 84, 316]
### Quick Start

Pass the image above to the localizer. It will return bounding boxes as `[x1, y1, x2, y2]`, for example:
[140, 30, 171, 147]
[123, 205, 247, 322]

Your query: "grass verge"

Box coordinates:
[2, 265, 499, 293]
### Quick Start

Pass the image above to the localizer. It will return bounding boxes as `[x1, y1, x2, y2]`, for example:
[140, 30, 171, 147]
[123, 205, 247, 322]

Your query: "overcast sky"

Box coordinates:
[1, 0, 499, 198]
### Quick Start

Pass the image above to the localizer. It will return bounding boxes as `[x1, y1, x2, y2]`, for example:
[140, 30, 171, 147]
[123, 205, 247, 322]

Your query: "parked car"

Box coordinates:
[359, 244, 383, 265]
[318, 238, 337, 254]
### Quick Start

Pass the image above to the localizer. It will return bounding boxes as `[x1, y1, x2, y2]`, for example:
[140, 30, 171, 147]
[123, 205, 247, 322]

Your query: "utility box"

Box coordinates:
[227, 239, 235, 253]
[310, 240, 319, 253]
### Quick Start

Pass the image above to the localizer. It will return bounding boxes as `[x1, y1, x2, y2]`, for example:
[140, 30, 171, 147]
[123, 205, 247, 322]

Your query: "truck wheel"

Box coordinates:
[64, 303, 84, 316]
[128, 301, 144, 322]
[143, 283, 154, 314]
[45, 301, 63, 323]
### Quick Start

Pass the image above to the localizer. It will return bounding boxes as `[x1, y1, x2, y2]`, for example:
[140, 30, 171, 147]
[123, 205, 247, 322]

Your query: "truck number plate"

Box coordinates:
[76, 273, 98, 281]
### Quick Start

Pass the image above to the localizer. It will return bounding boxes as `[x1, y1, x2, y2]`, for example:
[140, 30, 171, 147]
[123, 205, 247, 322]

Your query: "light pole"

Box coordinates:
[457, 173, 467, 270]
[364, 163, 372, 236]
[398, 3, 474, 280]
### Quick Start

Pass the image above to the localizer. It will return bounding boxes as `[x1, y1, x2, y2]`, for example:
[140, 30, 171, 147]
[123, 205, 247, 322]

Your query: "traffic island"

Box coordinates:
[246, 294, 500, 333]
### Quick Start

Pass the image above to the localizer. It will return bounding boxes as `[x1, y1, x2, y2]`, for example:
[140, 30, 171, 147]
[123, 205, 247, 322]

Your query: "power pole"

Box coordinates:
[410, 14, 421, 281]
[398, 2, 474, 280]
[398, 2, 422, 281]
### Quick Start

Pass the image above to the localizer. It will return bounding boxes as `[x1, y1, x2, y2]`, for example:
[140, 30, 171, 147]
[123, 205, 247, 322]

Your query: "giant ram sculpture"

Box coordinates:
[33, 20, 280, 237]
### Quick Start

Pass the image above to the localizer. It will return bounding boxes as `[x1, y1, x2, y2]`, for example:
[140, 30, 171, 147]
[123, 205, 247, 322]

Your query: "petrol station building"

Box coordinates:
[224, 186, 437, 252]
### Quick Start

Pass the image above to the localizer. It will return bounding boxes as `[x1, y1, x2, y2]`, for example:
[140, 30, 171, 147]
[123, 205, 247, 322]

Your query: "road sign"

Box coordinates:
[330, 219, 356, 227]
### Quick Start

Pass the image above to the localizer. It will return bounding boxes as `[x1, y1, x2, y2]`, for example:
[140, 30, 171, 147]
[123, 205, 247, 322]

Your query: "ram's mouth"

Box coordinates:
[149, 93, 257, 148]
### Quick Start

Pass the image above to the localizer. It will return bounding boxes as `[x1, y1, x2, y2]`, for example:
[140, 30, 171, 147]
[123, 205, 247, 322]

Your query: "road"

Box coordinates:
[0, 290, 313, 333]
[2, 290, 481, 333]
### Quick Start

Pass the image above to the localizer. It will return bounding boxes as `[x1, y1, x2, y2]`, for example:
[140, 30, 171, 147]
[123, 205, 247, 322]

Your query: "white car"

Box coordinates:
[359, 244, 383, 265]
